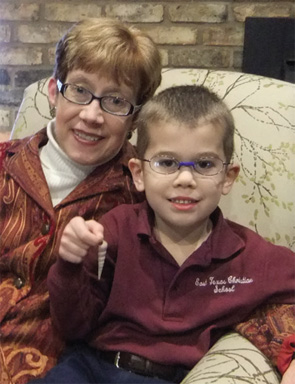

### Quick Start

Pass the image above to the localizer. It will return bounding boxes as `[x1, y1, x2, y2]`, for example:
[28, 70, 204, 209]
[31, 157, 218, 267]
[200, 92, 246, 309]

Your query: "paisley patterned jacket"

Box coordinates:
[0, 128, 143, 384]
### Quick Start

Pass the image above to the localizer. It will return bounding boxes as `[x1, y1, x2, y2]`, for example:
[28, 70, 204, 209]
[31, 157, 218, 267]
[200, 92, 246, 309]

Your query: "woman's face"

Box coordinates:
[48, 70, 137, 166]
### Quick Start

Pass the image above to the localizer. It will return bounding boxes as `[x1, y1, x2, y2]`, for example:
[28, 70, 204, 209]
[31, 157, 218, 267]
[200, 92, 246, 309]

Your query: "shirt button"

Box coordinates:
[14, 276, 25, 289]
[41, 222, 50, 235]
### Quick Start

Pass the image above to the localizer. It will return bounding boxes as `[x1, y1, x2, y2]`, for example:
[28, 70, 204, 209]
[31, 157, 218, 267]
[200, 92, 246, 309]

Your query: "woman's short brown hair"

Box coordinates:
[53, 18, 162, 105]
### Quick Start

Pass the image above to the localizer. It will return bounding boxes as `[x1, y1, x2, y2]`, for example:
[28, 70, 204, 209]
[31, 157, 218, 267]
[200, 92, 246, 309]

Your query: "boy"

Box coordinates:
[38, 85, 294, 383]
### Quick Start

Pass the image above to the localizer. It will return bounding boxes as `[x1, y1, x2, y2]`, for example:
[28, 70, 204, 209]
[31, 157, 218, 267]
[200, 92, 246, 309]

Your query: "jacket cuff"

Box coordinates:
[277, 334, 295, 374]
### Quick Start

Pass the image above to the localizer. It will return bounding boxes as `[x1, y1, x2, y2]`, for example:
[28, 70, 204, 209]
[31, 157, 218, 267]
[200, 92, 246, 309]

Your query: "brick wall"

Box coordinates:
[0, 0, 294, 136]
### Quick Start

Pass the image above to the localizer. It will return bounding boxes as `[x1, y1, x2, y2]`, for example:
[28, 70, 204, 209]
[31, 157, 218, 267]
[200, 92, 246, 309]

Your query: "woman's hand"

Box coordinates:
[59, 216, 104, 264]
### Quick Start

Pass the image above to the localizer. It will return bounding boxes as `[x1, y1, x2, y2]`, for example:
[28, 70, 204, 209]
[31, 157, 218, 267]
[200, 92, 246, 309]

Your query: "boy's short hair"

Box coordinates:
[53, 18, 162, 105]
[135, 85, 235, 162]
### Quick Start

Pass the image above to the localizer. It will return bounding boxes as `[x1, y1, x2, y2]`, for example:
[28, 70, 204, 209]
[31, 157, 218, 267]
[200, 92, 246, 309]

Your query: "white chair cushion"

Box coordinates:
[181, 332, 280, 384]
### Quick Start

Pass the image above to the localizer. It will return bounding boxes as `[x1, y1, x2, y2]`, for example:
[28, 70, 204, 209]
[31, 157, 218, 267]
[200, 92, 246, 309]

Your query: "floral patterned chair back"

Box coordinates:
[11, 69, 295, 253]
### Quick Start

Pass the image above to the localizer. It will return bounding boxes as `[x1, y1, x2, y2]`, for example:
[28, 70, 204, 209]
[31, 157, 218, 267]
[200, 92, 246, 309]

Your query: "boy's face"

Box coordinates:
[129, 121, 239, 235]
[48, 69, 136, 166]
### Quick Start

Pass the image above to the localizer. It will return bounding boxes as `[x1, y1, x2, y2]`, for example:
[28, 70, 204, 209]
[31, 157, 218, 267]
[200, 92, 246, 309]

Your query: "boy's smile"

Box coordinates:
[130, 120, 239, 241]
[168, 196, 198, 210]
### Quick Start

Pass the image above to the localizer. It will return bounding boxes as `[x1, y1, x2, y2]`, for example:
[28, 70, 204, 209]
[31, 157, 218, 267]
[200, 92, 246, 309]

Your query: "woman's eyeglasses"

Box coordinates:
[57, 80, 141, 117]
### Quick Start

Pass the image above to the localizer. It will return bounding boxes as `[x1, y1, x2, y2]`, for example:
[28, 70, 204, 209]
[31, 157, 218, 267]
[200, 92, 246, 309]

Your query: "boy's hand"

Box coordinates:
[59, 216, 104, 264]
[281, 360, 295, 384]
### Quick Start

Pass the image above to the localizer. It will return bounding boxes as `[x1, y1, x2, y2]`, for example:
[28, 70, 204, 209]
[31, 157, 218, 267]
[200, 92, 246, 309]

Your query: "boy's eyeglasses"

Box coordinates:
[142, 155, 230, 176]
[57, 80, 141, 116]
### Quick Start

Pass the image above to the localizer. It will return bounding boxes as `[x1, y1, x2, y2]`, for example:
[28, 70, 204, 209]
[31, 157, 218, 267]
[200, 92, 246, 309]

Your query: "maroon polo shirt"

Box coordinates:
[48, 201, 295, 369]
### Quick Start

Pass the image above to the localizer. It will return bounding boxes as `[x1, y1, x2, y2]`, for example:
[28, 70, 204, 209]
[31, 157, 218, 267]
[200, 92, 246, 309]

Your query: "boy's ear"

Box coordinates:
[222, 163, 240, 195]
[48, 77, 58, 107]
[128, 158, 145, 192]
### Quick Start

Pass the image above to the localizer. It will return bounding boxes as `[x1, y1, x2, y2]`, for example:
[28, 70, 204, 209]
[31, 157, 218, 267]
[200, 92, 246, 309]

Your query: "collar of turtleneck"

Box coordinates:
[39, 120, 97, 206]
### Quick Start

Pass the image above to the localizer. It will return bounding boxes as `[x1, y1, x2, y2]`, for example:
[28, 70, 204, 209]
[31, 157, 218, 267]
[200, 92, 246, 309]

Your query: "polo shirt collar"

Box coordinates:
[136, 202, 245, 264]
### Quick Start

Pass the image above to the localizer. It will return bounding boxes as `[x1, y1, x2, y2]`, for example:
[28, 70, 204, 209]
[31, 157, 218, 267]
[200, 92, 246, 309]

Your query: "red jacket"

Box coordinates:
[0, 129, 143, 384]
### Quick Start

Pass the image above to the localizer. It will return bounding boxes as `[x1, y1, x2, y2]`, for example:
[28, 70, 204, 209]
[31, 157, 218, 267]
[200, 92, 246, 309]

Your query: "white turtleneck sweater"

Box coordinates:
[39, 120, 97, 206]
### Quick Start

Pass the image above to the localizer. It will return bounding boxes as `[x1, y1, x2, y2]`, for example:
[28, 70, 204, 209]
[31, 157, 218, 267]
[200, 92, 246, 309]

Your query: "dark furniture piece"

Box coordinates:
[242, 17, 295, 83]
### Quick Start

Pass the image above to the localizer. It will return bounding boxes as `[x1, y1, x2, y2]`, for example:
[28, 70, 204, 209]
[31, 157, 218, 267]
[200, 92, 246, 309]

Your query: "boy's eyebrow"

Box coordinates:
[151, 151, 222, 159]
[194, 151, 222, 159]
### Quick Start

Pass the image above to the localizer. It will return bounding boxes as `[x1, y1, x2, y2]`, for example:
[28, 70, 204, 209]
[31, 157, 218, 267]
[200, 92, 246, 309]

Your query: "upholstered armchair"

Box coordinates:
[11, 69, 295, 383]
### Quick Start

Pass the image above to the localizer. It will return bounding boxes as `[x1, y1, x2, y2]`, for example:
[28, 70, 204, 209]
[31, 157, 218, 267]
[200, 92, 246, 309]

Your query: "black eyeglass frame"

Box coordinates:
[142, 155, 231, 176]
[56, 79, 141, 116]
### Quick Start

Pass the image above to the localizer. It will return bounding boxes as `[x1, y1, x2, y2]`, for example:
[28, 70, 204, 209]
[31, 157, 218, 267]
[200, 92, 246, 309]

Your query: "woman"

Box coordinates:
[0, 17, 162, 384]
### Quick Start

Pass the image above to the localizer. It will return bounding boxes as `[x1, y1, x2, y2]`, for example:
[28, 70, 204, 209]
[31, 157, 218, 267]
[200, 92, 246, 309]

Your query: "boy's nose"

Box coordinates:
[173, 166, 197, 187]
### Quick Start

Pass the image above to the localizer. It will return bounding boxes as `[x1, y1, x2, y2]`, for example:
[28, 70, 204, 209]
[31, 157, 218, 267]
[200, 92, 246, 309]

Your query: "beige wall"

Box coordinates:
[0, 0, 294, 136]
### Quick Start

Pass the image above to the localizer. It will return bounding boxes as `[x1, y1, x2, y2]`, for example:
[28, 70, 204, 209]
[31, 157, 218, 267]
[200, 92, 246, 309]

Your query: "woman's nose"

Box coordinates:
[79, 99, 105, 123]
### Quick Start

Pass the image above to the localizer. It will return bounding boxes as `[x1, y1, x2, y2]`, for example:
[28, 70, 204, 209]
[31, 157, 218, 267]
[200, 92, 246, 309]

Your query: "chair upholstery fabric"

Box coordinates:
[181, 332, 281, 384]
[10, 69, 295, 383]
